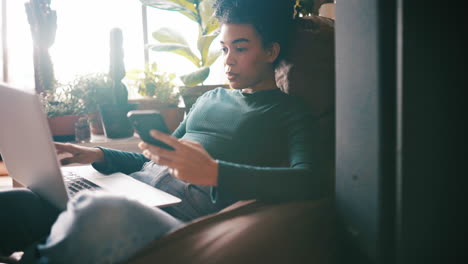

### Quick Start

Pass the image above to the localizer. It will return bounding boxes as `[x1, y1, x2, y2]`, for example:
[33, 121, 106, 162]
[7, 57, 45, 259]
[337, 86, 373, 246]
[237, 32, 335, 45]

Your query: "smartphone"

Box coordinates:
[127, 110, 174, 150]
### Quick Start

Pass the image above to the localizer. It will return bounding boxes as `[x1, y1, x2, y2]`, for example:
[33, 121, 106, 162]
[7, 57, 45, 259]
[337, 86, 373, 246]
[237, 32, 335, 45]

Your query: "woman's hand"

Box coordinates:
[54, 142, 104, 166]
[138, 130, 219, 186]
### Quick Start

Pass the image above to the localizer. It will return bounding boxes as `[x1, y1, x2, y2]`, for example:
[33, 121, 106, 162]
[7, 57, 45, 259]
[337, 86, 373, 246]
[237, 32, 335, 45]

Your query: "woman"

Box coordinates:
[0, 0, 325, 262]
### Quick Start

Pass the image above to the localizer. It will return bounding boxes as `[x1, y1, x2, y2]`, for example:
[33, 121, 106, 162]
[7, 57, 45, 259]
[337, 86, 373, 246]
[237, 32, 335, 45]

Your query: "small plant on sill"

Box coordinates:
[39, 82, 86, 118]
[126, 62, 180, 106]
[70, 73, 114, 114]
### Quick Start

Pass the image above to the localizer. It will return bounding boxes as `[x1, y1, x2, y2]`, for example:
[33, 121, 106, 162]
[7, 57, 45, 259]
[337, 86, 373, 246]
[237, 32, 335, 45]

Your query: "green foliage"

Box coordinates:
[126, 62, 180, 105]
[70, 73, 114, 113]
[179, 66, 209, 87]
[40, 83, 86, 118]
[141, 0, 221, 86]
[40, 73, 113, 118]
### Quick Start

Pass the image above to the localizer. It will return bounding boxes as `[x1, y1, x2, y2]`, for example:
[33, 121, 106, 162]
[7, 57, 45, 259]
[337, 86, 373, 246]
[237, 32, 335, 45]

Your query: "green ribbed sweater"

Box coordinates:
[93, 88, 326, 204]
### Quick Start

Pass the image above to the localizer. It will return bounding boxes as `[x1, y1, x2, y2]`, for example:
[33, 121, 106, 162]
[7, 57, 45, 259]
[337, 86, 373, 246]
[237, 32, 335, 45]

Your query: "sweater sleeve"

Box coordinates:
[211, 162, 324, 203]
[211, 106, 330, 203]
[91, 91, 215, 175]
[91, 147, 149, 175]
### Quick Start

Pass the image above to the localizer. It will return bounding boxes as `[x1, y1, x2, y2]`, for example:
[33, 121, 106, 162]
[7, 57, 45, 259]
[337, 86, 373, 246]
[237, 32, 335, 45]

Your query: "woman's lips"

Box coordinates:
[226, 72, 238, 81]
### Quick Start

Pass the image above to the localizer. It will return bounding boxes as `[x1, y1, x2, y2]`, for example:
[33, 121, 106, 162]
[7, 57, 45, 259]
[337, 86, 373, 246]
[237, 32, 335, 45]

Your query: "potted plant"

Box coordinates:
[126, 62, 185, 132]
[97, 28, 137, 139]
[71, 73, 113, 135]
[140, 0, 222, 111]
[127, 62, 179, 106]
[40, 82, 87, 142]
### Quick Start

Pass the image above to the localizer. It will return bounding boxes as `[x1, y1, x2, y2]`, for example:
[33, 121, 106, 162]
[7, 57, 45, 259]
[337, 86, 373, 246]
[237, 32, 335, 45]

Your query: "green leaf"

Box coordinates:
[198, 0, 219, 35]
[148, 43, 201, 67]
[141, 0, 198, 22]
[180, 66, 210, 86]
[171, 0, 197, 13]
[204, 16, 219, 35]
[205, 48, 221, 67]
[197, 33, 218, 65]
[141, 0, 186, 11]
[152, 27, 188, 46]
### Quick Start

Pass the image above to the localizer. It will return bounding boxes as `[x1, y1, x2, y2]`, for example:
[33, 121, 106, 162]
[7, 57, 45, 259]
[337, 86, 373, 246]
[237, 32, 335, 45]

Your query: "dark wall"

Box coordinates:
[335, 0, 464, 263]
[396, 0, 465, 263]
[335, 0, 396, 263]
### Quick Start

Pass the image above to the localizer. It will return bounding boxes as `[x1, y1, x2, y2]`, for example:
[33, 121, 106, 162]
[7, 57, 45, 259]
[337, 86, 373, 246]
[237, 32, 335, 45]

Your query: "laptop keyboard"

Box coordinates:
[63, 171, 101, 197]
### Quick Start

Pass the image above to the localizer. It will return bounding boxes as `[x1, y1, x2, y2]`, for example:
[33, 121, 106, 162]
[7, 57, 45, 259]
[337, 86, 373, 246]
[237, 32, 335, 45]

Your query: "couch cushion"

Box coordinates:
[126, 199, 336, 264]
[276, 15, 335, 118]
[276, 15, 335, 194]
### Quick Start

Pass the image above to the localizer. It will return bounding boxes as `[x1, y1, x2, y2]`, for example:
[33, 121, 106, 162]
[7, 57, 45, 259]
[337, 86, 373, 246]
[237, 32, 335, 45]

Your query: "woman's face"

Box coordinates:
[219, 23, 278, 90]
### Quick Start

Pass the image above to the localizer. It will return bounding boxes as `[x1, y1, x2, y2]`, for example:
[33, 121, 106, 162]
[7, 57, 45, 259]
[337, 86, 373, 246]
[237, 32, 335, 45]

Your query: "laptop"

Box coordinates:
[0, 83, 181, 210]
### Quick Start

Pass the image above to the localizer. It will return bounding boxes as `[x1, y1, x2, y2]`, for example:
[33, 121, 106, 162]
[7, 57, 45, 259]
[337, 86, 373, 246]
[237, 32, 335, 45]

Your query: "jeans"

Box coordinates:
[1, 162, 222, 263]
[133, 162, 221, 221]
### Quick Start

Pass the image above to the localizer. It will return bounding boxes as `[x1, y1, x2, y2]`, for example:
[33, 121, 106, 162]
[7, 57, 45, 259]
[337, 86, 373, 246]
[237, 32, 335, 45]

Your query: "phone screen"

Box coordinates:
[127, 110, 174, 150]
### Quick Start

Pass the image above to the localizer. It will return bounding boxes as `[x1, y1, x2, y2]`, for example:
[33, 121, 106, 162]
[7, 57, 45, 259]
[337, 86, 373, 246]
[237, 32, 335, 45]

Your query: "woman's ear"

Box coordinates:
[266, 42, 280, 63]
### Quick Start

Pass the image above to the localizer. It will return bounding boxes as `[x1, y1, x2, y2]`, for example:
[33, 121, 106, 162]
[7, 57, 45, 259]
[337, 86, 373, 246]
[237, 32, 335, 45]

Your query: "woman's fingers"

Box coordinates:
[149, 144, 178, 159]
[142, 149, 175, 167]
[140, 135, 218, 186]
[178, 139, 200, 147]
[54, 142, 67, 153]
[153, 156, 175, 167]
[138, 141, 147, 151]
[139, 133, 218, 185]
[60, 157, 75, 166]
[140, 141, 179, 160]
[54, 142, 77, 154]
[149, 130, 180, 149]
[56, 149, 65, 154]
[140, 132, 189, 162]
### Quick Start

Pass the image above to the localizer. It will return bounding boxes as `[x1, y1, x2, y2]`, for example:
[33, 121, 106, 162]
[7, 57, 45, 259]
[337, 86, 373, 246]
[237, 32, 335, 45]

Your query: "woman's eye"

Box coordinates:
[236, 47, 246, 52]
[221, 47, 228, 54]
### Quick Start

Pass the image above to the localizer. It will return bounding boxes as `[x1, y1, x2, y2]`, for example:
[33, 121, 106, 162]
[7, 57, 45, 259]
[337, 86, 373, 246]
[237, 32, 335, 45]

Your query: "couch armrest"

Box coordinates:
[126, 198, 336, 264]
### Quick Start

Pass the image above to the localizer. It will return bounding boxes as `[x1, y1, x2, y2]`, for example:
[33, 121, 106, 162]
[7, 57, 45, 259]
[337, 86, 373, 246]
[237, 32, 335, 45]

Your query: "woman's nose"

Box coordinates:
[224, 51, 235, 66]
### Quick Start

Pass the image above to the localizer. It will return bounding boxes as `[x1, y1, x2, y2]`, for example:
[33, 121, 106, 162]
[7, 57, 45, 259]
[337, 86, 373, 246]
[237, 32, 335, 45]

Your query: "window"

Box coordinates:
[5, 0, 34, 91]
[3, 0, 224, 95]
[1, 0, 5, 82]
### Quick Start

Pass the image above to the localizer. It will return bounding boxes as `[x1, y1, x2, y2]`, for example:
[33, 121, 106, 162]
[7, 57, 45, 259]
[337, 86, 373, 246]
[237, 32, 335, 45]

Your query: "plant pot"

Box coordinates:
[48, 114, 84, 142]
[99, 104, 137, 139]
[87, 112, 105, 135]
[159, 107, 185, 133]
[179, 85, 226, 114]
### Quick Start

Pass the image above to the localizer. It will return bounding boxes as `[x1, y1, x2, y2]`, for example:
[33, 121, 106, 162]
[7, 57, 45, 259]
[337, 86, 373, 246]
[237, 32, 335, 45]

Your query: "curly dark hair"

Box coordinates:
[213, 0, 296, 67]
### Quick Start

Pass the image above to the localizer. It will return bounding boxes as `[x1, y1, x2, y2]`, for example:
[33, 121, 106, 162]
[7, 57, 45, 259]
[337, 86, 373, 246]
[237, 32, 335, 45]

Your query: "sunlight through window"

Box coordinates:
[6, 1, 225, 94]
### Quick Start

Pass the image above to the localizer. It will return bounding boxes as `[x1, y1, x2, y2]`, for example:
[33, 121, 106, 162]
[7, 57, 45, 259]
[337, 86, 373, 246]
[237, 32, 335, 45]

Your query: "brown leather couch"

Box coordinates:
[126, 15, 336, 264]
